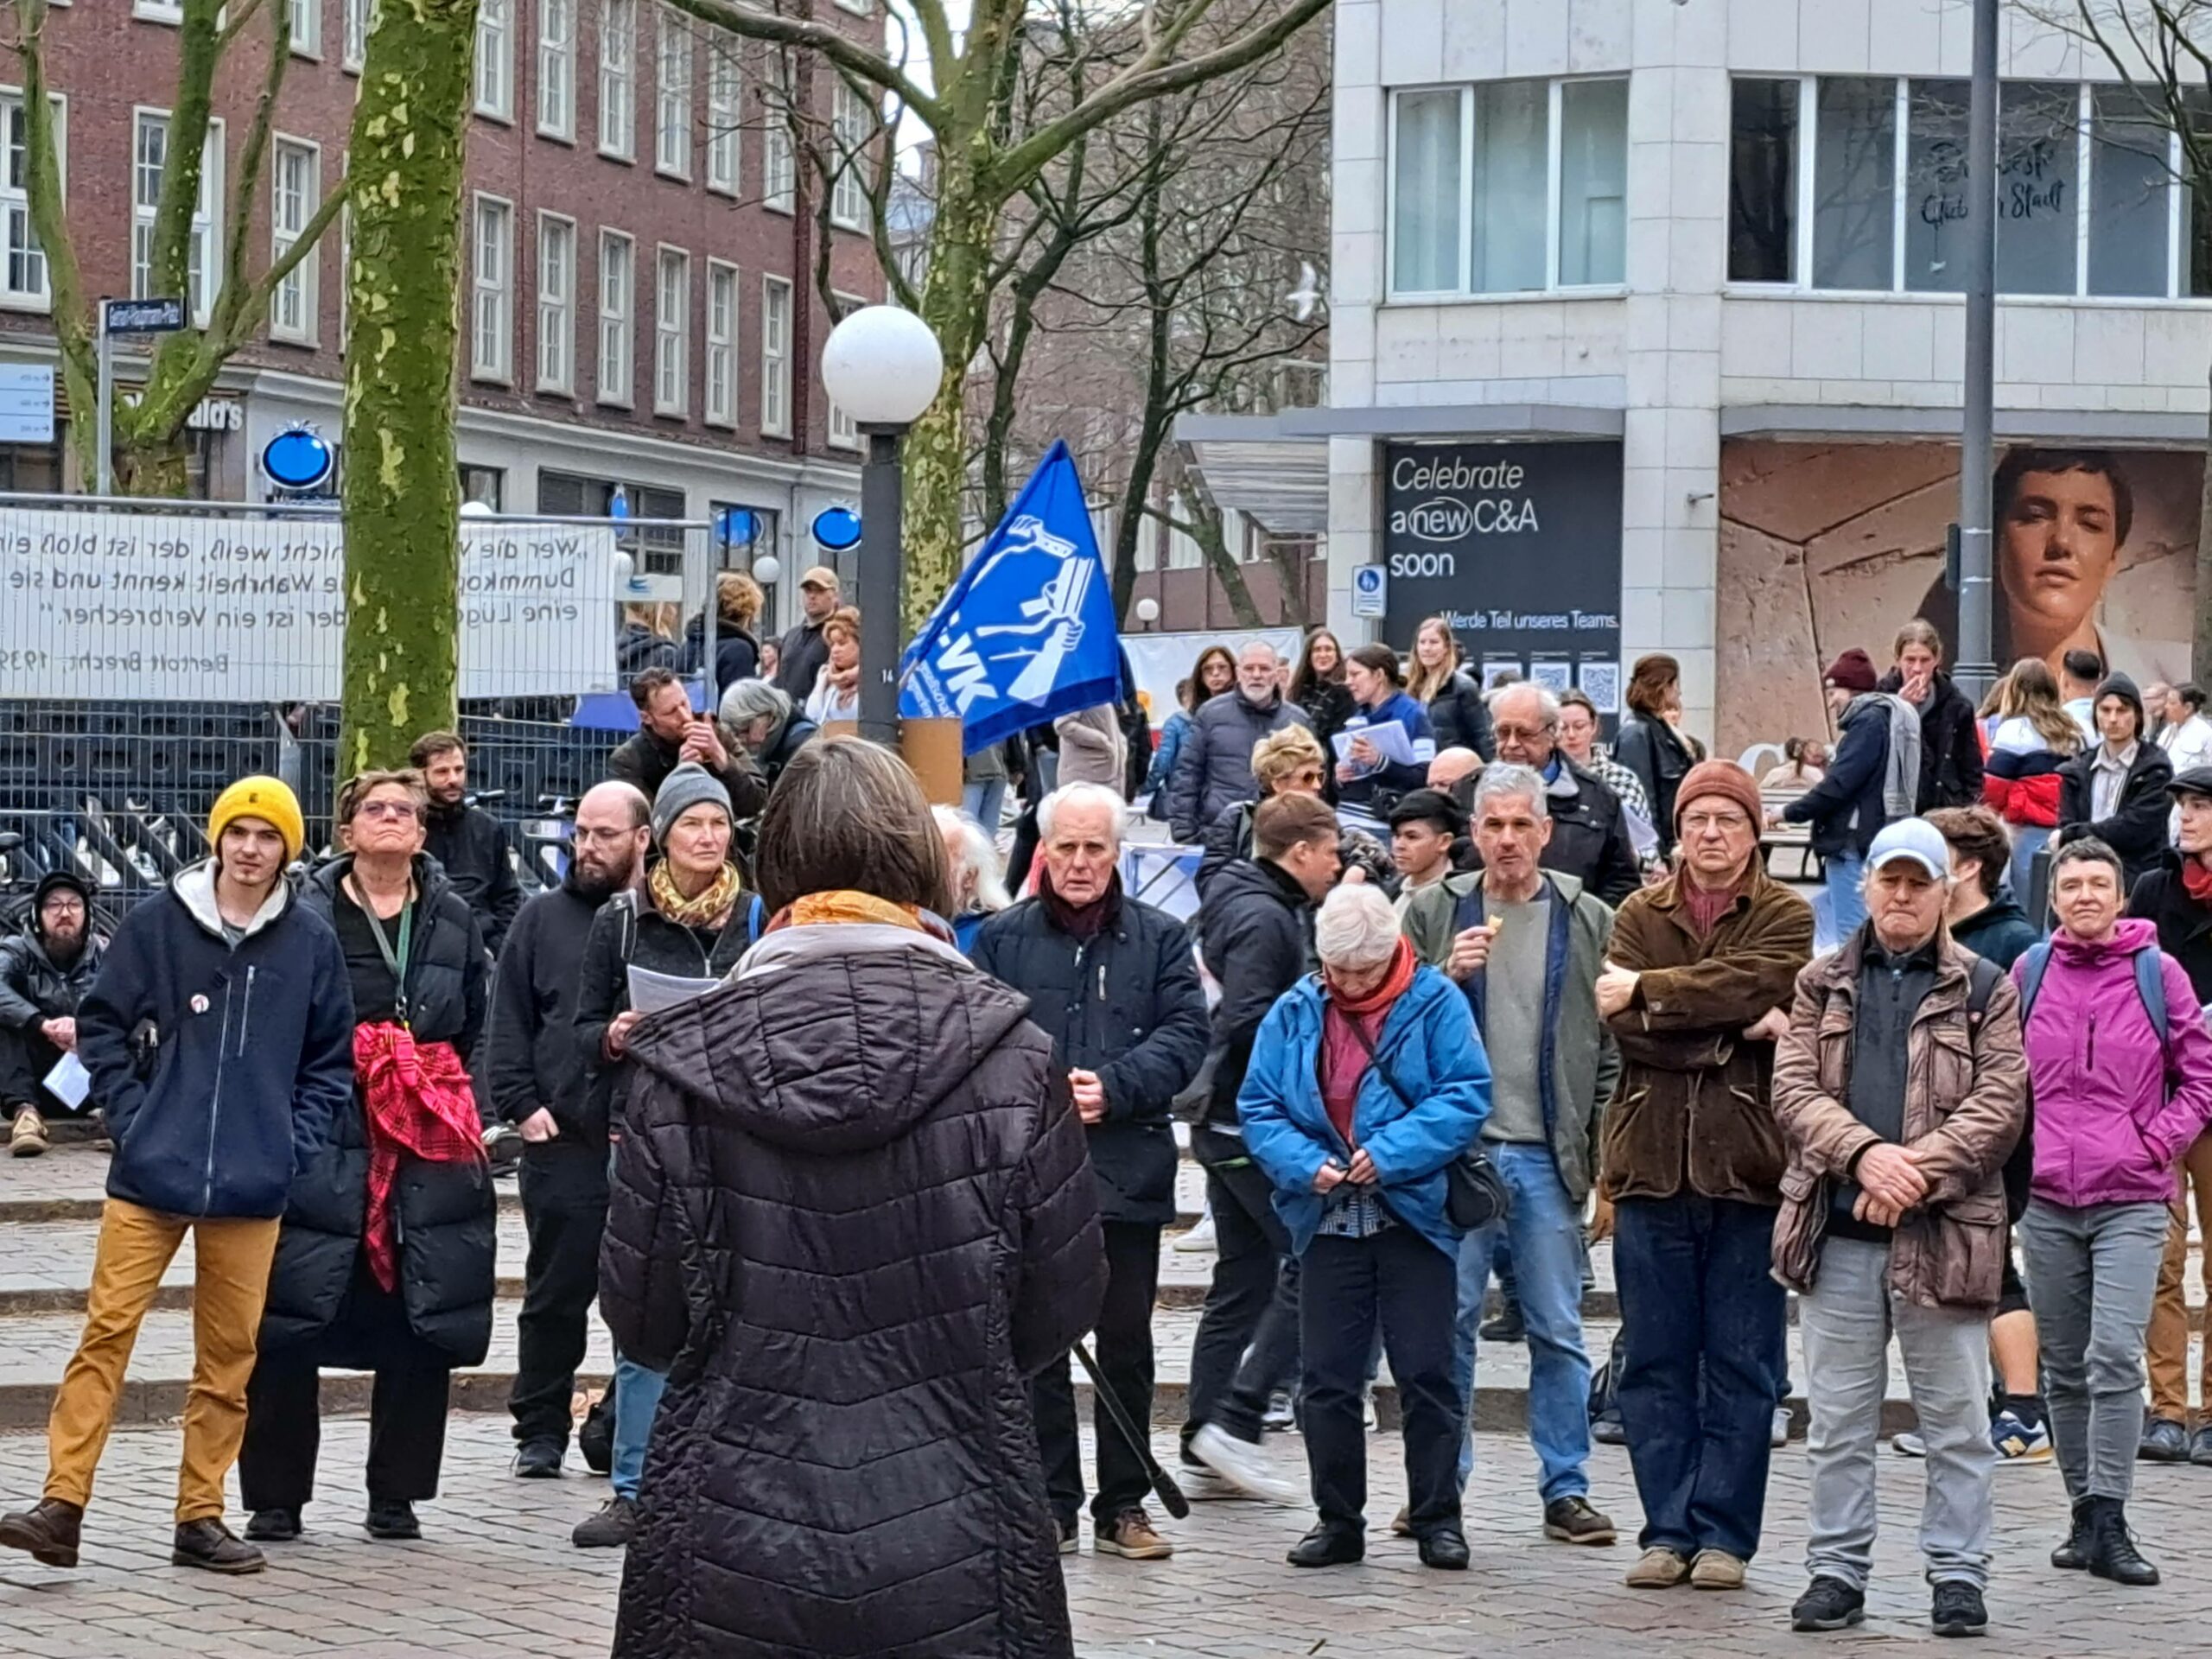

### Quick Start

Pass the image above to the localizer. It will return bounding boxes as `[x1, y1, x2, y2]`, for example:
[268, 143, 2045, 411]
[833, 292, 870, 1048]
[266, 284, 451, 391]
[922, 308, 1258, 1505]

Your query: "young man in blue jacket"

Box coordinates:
[0, 777, 355, 1575]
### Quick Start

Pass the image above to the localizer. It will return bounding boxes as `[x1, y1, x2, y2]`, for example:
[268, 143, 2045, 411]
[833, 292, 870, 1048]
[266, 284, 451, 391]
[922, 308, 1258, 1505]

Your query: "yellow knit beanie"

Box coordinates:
[208, 775, 306, 863]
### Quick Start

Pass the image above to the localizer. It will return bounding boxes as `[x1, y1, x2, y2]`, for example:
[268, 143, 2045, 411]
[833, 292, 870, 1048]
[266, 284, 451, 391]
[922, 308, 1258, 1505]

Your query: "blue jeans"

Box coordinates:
[1613, 1196, 1787, 1561]
[962, 779, 1007, 835]
[1452, 1143, 1592, 1501]
[1824, 850, 1866, 947]
[610, 1352, 667, 1501]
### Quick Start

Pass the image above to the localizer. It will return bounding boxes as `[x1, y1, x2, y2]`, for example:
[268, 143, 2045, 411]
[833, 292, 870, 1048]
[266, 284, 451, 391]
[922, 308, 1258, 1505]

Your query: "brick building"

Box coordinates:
[0, 0, 882, 632]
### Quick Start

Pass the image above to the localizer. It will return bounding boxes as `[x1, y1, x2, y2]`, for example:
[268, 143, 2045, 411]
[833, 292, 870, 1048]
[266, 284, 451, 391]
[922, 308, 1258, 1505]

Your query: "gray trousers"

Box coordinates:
[1801, 1237, 1995, 1591]
[2018, 1197, 2170, 1502]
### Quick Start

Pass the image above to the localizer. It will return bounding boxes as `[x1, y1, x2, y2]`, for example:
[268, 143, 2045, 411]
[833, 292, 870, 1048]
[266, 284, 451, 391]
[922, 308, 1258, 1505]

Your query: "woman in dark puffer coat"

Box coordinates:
[601, 738, 1106, 1659]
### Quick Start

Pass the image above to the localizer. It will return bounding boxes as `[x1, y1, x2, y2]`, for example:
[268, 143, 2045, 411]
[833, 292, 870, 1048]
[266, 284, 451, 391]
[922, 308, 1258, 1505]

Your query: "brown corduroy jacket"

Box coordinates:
[1599, 866, 1815, 1206]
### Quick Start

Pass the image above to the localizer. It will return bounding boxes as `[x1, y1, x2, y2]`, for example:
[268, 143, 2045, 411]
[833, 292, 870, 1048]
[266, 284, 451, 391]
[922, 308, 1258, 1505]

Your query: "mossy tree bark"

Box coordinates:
[338, 0, 479, 774]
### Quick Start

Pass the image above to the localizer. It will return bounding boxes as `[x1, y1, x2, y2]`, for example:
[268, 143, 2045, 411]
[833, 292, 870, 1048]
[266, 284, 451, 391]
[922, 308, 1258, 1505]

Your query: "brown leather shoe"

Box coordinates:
[0, 1497, 83, 1567]
[172, 1518, 265, 1574]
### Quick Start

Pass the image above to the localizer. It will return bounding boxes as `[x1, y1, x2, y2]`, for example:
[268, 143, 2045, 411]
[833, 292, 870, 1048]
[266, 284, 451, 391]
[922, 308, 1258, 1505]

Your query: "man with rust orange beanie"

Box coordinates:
[1775, 650, 1920, 944]
[0, 775, 354, 1577]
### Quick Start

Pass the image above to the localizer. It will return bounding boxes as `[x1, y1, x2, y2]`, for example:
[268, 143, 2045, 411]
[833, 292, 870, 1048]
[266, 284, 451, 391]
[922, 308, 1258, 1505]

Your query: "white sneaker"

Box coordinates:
[1173, 1213, 1217, 1253]
[1190, 1424, 1302, 1506]
[1891, 1431, 1928, 1458]
[1175, 1463, 1245, 1502]
[1771, 1406, 1791, 1448]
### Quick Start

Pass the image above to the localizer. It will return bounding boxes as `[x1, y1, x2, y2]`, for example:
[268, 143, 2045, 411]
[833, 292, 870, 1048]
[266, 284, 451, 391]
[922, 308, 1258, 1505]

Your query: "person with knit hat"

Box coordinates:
[1775, 648, 1921, 945]
[1599, 759, 1815, 1592]
[0, 774, 355, 1576]
[2056, 672, 2174, 892]
[569, 760, 761, 1548]
[0, 870, 107, 1156]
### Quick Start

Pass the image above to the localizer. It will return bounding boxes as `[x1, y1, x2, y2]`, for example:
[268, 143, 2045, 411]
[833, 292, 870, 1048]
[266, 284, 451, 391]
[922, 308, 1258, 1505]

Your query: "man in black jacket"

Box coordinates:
[771, 563, 841, 701]
[0, 873, 105, 1155]
[971, 782, 1209, 1560]
[490, 781, 651, 1478]
[1181, 794, 1339, 1502]
[1878, 621, 1986, 812]
[607, 668, 767, 817]
[410, 732, 524, 957]
[1488, 683, 1641, 905]
[2058, 673, 2174, 889]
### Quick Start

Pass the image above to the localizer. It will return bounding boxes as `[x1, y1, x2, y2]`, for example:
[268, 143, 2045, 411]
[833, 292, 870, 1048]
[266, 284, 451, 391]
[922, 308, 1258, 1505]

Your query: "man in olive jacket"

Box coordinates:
[1770, 817, 2026, 1639]
[1599, 760, 1814, 1592]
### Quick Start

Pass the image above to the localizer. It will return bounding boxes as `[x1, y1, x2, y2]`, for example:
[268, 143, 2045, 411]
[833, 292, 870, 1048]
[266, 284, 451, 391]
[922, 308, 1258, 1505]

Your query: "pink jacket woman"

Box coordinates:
[2016, 917, 2212, 1209]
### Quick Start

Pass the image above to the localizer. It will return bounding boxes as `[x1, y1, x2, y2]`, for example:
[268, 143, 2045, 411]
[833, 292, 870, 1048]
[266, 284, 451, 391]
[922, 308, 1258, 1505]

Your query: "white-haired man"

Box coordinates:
[1485, 684, 1641, 905]
[1166, 641, 1312, 843]
[972, 784, 1210, 1560]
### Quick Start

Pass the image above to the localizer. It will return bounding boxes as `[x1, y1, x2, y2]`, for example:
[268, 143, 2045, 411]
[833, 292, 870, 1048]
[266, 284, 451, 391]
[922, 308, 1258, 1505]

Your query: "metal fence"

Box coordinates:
[0, 493, 719, 914]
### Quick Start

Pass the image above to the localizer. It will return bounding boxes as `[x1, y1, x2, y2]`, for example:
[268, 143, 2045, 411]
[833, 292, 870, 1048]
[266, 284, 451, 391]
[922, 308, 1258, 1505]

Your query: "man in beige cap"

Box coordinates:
[773, 564, 842, 701]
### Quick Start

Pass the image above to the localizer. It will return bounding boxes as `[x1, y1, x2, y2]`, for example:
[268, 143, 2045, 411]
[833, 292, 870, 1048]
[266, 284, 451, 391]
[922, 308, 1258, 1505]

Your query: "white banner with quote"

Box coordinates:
[0, 508, 622, 701]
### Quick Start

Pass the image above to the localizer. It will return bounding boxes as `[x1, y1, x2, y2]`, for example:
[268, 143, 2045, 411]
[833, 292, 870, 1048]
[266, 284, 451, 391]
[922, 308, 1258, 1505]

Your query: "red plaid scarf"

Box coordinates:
[353, 1021, 485, 1294]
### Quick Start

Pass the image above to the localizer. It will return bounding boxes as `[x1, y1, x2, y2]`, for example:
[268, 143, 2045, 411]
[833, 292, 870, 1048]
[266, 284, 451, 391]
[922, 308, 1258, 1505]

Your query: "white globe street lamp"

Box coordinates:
[819, 305, 944, 743]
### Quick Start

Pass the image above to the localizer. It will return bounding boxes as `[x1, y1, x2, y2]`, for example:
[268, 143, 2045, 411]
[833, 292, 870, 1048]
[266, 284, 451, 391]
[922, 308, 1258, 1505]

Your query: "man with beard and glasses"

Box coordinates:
[488, 781, 652, 1478]
[410, 732, 524, 958]
[0, 874, 106, 1157]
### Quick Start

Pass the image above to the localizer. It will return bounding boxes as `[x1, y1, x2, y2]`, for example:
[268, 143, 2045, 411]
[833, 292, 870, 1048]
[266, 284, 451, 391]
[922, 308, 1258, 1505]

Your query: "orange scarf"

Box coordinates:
[768, 889, 928, 933]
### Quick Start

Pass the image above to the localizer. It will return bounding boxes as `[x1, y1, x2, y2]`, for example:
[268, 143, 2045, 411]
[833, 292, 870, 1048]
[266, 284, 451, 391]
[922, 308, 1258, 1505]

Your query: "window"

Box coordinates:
[475, 0, 513, 120]
[655, 10, 691, 177]
[654, 247, 689, 414]
[537, 0, 574, 139]
[288, 0, 320, 56]
[537, 213, 575, 393]
[598, 230, 633, 406]
[599, 0, 635, 161]
[131, 111, 222, 323]
[705, 260, 737, 425]
[460, 463, 505, 511]
[343, 0, 372, 71]
[471, 195, 513, 383]
[830, 79, 869, 230]
[705, 44, 739, 194]
[1387, 78, 1629, 297]
[0, 93, 57, 308]
[826, 291, 862, 447]
[760, 273, 790, 435]
[270, 137, 320, 343]
[762, 54, 795, 213]
[1734, 74, 2201, 298]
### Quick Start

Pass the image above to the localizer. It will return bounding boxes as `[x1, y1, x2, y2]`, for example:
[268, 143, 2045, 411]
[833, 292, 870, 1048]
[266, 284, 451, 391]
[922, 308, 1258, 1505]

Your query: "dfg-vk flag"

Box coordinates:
[899, 440, 1121, 755]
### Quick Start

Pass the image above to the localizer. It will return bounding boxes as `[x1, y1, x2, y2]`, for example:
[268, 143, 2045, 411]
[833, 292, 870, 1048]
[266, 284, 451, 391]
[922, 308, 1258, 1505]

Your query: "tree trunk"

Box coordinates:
[339, 0, 477, 773]
[1191, 502, 1263, 626]
[903, 173, 997, 632]
[115, 438, 190, 499]
[2199, 357, 2212, 683]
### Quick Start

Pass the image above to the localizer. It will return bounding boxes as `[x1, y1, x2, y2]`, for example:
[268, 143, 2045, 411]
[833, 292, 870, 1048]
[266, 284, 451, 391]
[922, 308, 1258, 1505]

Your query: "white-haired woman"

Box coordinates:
[1237, 883, 1491, 1573]
[933, 804, 1011, 955]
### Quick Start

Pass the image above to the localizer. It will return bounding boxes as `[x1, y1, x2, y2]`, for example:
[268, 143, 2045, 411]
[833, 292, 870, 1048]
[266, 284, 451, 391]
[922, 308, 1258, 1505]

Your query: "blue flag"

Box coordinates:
[899, 440, 1121, 756]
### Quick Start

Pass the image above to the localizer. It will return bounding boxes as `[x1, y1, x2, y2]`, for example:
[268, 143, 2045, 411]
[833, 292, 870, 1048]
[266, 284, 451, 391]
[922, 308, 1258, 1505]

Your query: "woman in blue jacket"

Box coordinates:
[1238, 883, 1490, 1572]
[1334, 643, 1435, 825]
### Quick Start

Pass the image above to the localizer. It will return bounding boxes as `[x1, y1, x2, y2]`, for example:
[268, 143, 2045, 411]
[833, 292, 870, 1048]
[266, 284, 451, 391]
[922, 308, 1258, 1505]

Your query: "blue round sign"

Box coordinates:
[260, 427, 334, 492]
[812, 506, 862, 551]
[716, 506, 759, 545]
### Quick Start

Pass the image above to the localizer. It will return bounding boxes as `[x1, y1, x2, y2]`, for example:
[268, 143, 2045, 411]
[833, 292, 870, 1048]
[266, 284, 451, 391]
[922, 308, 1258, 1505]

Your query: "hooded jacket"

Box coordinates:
[74, 863, 356, 1220]
[2058, 737, 2174, 889]
[1196, 857, 1313, 1134]
[0, 874, 105, 1031]
[1236, 965, 1491, 1259]
[1164, 688, 1312, 842]
[2129, 854, 2212, 1002]
[1949, 893, 2041, 970]
[599, 924, 1105, 1659]
[257, 855, 496, 1363]
[1770, 928, 2027, 1308]
[2015, 917, 2212, 1209]
[1783, 693, 1897, 857]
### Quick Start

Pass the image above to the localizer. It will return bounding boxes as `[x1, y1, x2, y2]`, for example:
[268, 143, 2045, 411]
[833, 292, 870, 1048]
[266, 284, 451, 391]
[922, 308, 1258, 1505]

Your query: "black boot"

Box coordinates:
[2087, 1496, 2159, 1586]
[2050, 1497, 2094, 1571]
[364, 1498, 421, 1541]
[172, 1518, 265, 1573]
[1287, 1524, 1363, 1567]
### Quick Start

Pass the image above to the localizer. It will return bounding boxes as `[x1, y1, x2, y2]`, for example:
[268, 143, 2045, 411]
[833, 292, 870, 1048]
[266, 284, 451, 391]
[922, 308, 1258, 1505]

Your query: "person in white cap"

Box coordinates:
[773, 564, 842, 702]
[1769, 817, 2029, 1639]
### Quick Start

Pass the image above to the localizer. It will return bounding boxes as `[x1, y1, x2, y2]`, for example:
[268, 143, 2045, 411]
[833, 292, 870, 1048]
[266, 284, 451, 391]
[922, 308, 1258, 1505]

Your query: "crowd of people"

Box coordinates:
[5, 602, 2212, 1655]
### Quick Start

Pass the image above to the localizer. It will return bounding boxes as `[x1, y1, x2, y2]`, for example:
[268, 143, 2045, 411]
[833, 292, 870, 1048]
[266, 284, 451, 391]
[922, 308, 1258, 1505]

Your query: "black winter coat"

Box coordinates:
[1426, 671, 1496, 761]
[2129, 855, 2212, 1002]
[1197, 858, 1312, 1132]
[1783, 694, 1891, 858]
[0, 899, 103, 1031]
[574, 870, 758, 1136]
[1613, 710, 1694, 846]
[1192, 799, 1393, 900]
[618, 624, 681, 677]
[971, 889, 1208, 1224]
[607, 722, 769, 818]
[423, 801, 522, 957]
[757, 711, 819, 793]
[1295, 677, 1356, 755]
[1878, 668, 1986, 810]
[1539, 758, 1643, 906]
[2058, 741, 2175, 890]
[487, 882, 610, 1141]
[600, 931, 1105, 1659]
[1164, 690, 1312, 842]
[259, 856, 497, 1364]
[772, 614, 831, 702]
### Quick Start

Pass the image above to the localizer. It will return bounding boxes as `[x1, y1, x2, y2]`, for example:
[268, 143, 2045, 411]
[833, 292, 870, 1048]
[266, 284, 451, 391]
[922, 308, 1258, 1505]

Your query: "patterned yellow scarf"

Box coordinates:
[648, 860, 745, 929]
[772, 889, 927, 932]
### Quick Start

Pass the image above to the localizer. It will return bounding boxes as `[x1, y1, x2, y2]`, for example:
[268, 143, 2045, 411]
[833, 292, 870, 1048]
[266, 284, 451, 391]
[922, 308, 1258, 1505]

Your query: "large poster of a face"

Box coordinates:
[1713, 439, 2198, 760]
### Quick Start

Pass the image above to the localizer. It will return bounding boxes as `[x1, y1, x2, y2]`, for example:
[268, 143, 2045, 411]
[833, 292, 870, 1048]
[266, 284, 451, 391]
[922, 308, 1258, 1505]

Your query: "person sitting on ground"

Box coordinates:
[1238, 882, 1491, 1572]
[609, 667, 766, 815]
[1770, 817, 2028, 1641]
[0, 874, 105, 1157]
[934, 804, 1013, 956]
[717, 678, 819, 798]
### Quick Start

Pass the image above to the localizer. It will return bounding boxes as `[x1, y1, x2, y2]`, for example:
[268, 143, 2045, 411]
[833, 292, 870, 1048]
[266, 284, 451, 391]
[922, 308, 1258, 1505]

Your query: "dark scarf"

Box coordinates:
[1039, 867, 1122, 940]
[1681, 866, 1751, 938]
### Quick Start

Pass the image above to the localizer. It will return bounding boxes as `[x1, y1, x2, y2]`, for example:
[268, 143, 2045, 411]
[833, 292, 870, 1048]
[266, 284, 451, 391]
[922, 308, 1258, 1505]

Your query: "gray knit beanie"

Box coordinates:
[651, 762, 733, 847]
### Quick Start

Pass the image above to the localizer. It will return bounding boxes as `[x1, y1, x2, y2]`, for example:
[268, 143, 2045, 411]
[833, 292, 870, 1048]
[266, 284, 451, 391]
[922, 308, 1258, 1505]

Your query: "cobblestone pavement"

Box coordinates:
[3, 1416, 2210, 1656]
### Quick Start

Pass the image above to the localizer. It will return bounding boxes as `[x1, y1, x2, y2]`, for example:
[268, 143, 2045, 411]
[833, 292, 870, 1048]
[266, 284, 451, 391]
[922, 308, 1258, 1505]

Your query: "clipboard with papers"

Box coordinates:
[1331, 719, 1417, 771]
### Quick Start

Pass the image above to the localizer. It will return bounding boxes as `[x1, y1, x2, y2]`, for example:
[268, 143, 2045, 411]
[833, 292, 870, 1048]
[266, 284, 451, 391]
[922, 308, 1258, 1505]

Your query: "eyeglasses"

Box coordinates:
[1681, 811, 1751, 835]
[41, 896, 86, 913]
[354, 800, 420, 823]
[1491, 723, 1554, 742]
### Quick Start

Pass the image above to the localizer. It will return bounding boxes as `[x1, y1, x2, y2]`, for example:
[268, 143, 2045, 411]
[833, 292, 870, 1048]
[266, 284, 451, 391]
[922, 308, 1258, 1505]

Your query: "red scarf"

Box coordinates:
[2184, 857, 2212, 906]
[1319, 939, 1418, 1146]
[353, 1022, 485, 1294]
[1681, 867, 1750, 938]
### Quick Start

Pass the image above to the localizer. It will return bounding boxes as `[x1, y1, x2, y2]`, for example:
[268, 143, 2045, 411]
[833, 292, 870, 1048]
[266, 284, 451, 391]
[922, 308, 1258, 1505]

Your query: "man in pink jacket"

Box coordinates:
[2015, 836, 2212, 1590]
